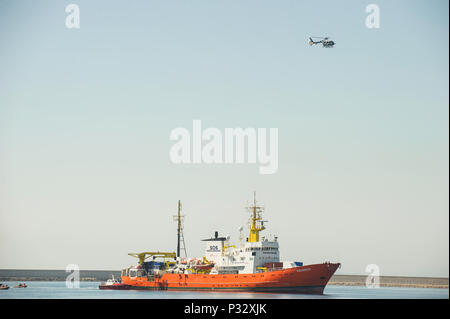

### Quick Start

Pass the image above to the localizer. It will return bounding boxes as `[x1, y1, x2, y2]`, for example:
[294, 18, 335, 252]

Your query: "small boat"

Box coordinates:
[13, 283, 27, 288]
[99, 275, 131, 290]
[193, 263, 215, 270]
[0, 284, 9, 290]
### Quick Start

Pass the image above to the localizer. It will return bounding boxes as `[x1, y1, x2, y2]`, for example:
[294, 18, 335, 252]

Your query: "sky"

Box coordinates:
[0, 0, 448, 277]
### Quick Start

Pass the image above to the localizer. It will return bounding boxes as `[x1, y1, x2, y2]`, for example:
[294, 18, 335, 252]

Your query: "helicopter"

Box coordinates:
[308, 37, 335, 48]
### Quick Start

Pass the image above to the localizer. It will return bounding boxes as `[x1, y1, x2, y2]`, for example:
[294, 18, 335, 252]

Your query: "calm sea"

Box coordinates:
[0, 281, 448, 299]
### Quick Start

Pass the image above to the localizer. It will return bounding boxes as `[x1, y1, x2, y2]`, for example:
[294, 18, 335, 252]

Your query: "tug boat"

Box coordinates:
[98, 275, 131, 290]
[120, 194, 341, 294]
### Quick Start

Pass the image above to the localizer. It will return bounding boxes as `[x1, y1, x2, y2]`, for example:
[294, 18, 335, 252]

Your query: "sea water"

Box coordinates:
[0, 281, 448, 299]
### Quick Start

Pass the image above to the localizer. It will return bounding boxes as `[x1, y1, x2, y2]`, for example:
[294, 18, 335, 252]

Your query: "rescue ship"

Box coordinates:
[120, 194, 341, 294]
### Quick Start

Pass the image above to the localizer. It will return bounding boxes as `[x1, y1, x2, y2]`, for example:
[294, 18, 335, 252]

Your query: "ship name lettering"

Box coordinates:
[296, 268, 311, 272]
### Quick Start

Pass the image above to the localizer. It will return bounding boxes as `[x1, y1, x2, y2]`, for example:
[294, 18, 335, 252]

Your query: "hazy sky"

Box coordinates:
[0, 0, 448, 277]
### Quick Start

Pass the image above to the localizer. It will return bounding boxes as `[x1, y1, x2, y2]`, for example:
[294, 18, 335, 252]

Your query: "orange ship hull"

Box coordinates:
[121, 262, 340, 294]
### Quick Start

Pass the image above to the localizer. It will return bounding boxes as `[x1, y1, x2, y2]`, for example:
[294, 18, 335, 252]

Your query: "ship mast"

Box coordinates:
[173, 200, 187, 258]
[247, 192, 265, 242]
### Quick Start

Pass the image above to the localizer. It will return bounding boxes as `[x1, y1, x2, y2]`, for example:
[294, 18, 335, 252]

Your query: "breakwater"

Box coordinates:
[328, 275, 449, 288]
[0, 269, 120, 282]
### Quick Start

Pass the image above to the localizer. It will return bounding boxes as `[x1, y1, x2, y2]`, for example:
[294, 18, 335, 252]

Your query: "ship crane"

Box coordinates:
[128, 252, 176, 265]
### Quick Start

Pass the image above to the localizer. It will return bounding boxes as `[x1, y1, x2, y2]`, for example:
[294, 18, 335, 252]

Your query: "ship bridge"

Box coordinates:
[204, 193, 281, 274]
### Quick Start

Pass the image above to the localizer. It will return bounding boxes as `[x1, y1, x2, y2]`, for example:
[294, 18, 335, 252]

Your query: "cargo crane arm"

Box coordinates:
[128, 251, 177, 265]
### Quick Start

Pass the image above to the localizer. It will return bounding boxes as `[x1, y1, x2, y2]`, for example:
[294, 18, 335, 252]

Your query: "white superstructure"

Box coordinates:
[203, 232, 280, 274]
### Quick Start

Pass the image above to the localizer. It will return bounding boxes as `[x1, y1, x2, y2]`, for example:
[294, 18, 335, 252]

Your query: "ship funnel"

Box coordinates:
[214, 231, 218, 239]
